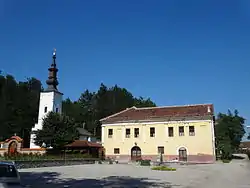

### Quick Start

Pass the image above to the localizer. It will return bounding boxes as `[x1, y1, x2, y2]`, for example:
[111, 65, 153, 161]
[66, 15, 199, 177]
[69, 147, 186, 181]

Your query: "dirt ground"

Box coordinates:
[19, 155, 250, 188]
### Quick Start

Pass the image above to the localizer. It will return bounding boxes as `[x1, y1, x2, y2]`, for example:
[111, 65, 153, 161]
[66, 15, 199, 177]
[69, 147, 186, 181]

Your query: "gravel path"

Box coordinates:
[19, 156, 250, 188]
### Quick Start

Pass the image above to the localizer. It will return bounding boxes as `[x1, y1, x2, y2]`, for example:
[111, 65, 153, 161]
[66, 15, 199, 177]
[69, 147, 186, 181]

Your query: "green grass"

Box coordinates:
[151, 166, 176, 171]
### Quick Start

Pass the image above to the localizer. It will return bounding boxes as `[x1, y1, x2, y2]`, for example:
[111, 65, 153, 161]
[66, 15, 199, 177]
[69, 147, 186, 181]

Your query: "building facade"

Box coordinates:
[30, 49, 63, 148]
[101, 104, 216, 163]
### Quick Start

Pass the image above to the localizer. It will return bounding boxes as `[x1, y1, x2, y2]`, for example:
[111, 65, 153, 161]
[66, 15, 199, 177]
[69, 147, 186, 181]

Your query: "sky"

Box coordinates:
[1, 0, 250, 139]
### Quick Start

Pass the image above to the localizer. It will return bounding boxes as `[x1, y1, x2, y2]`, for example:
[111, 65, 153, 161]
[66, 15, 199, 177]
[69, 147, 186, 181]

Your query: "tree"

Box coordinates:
[34, 112, 80, 149]
[62, 83, 156, 139]
[215, 110, 245, 159]
[0, 73, 156, 145]
[0, 75, 41, 144]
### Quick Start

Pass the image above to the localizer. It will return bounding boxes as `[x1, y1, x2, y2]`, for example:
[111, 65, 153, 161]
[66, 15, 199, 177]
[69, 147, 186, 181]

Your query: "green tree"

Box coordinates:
[62, 83, 157, 139]
[215, 110, 245, 159]
[34, 112, 80, 149]
[134, 96, 156, 107]
[0, 75, 41, 143]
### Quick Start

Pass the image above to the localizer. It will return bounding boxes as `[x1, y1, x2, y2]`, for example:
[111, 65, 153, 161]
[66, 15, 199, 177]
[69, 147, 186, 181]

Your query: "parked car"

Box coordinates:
[0, 161, 22, 187]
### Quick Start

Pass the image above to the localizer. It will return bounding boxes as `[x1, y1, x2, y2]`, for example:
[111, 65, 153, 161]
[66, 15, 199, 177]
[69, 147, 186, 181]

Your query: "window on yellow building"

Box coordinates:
[189, 126, 195, 136]
[179, 126, 184, 136]
[126, 128, 130, 138]
[168, 127, 174, 137]
[114, 148, 120, 154]
[150, 127, 155, 137]
[108, 129, 113, 138]
[134, 128, 139, 138]
[158, 146, 164, 154]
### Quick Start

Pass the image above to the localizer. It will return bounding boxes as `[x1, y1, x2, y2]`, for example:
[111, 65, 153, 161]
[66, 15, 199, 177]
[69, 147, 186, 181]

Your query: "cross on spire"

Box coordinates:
[46, 48, 59, 91]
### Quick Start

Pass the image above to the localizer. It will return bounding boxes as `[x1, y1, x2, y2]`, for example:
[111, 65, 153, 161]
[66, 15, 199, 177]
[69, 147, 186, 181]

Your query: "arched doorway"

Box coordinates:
[8, 141, 18, 155]
[131, 146, 141, 161]
[178, 147, 187, 162]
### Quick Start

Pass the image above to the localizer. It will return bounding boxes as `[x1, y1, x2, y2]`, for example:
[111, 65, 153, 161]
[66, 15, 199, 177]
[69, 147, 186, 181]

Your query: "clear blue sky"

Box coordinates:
[1, 1, 250, 133]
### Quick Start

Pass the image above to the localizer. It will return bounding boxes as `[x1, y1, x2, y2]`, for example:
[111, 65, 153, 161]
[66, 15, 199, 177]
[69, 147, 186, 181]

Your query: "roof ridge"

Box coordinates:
[136, 103, 213, 110]
[100, 106, 136, 121]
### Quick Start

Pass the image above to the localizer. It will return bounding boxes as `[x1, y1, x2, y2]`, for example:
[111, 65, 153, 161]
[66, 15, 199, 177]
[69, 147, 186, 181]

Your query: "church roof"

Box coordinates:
[77, 128, 92, 136]
[100, 104, 214, 124]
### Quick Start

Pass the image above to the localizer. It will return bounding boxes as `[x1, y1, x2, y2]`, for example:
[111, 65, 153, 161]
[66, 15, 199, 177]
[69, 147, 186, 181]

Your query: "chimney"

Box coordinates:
[207, 106, 211, 113]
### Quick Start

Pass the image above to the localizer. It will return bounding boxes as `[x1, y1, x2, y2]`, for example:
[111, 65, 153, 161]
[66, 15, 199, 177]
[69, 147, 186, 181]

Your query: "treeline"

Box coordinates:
[0, 74, 156, 146]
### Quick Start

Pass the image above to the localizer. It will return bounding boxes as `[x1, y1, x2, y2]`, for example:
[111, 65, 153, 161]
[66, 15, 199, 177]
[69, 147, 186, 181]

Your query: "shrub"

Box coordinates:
[246, 151, 250, 160]
[140, 160, 151, 166]
[0, 151, 94, 161]
[151, 166, 176, 171]
[222, 159, 231, 163]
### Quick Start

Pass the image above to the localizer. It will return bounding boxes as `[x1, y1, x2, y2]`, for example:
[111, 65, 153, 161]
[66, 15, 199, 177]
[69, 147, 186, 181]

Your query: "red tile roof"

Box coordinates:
[100, 104, 214, 123]
[65, 140, 102, 148]
[240, 141, 250, 148]
[5, 136, 23, 142]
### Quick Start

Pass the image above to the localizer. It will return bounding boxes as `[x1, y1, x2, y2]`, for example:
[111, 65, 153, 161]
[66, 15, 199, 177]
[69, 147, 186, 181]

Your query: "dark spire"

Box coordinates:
[46, 48, 59, 91]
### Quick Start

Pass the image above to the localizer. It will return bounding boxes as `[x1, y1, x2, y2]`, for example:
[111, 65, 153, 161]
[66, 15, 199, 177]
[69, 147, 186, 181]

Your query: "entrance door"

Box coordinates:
[131, 146, 141, 161]
[178, 147, 187, 162]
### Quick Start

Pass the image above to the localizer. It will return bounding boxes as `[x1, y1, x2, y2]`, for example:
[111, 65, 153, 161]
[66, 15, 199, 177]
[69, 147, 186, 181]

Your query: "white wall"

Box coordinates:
[30, 91, 63, 148]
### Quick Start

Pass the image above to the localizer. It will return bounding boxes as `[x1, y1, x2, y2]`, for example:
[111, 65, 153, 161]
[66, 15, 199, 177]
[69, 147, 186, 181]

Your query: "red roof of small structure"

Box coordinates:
[100, 104, 214, 123]
[240, 141, 250, 148]
[65, 140, 102, 148]
[5, 136, 23, 142]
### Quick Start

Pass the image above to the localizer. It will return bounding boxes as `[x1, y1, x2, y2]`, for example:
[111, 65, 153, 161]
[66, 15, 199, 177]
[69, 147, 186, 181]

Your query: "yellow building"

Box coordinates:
[100, 104, 216, 163]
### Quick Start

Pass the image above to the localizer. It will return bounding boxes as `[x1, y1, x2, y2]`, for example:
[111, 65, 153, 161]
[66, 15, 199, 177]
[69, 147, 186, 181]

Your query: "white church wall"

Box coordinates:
[54, 92, 63, 114]
[30, 91, 63, 148]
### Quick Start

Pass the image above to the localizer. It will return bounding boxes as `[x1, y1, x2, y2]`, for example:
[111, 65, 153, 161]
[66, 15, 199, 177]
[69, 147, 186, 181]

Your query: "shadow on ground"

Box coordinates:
[20, 172, 173, 188]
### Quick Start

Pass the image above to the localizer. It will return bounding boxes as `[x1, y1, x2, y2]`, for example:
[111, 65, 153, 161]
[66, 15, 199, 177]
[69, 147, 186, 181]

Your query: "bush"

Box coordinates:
[246, 151, 250, 160]
[140, 160, 151, 166]
[151, 166, 176, 171]
[222, 159, 231, 163]
[0, 151, 93, 161]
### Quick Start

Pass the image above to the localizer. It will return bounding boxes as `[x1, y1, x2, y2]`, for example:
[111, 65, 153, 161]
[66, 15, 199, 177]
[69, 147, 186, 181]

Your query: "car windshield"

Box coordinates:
[0, 164, 18, 178]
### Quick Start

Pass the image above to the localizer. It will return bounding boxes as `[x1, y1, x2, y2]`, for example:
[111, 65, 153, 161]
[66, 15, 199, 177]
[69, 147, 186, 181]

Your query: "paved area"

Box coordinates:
[19, 156, 250, 188]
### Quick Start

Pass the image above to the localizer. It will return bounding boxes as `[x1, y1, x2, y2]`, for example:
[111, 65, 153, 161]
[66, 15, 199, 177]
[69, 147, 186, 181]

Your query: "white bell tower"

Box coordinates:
[30, 49, 63, 148]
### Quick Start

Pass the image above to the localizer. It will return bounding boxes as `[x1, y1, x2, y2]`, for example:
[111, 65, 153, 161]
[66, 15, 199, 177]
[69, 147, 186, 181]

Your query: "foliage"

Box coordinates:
[0, 75, 41, 147]
[0, 73, 156, 145]
[222, 159, 231, 163]
[62, 83, 156, 138]
[215, 110, 245, 160]
[34, 112, 80, 149]
[247, 151, 250, 160]
[140, 160, 151, 166]
[151, 166, 176, 171]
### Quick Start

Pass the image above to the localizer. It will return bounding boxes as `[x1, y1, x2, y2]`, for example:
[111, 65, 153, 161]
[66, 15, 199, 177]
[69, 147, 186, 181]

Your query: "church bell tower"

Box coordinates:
[30, 49, 63, 148]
